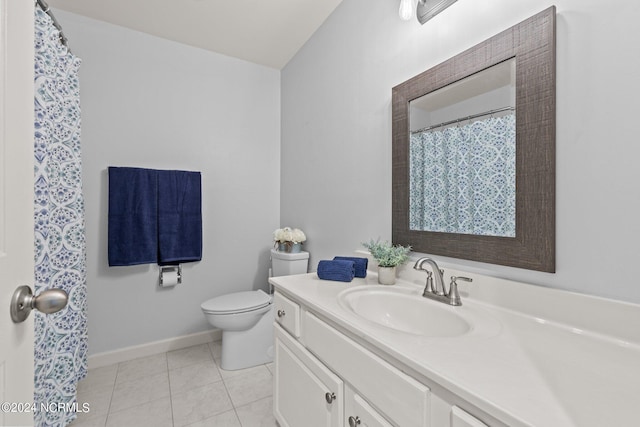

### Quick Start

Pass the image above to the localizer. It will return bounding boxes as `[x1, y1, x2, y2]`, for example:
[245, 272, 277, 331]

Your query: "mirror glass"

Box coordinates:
[392, 7, 555, 272]
[409, 59, 516, 237]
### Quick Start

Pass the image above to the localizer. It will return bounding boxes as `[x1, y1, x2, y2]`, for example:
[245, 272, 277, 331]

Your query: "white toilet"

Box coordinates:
[201, 249, 309, 370]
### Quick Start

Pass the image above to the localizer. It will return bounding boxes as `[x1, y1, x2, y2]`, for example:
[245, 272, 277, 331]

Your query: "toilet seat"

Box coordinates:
[201, 289, 272, 315]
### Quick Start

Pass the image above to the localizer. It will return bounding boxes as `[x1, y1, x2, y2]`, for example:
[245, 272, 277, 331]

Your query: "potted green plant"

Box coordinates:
[362, 239, 411, 285]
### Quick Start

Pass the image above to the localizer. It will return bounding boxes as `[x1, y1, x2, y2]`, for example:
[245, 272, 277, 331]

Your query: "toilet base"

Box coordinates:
[220, 306, 274, 371]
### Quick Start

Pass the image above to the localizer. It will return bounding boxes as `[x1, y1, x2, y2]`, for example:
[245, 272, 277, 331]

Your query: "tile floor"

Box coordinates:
[69, 342, 278, 427]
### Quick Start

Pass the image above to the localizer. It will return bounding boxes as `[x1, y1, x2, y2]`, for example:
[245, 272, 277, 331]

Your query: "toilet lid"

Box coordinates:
[201, 289, 272, 314]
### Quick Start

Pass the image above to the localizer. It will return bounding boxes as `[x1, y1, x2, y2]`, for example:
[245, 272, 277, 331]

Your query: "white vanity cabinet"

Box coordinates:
[271, 266, 640, 427]
[273, 290, 433, 427]
[272, 289, 497, 427]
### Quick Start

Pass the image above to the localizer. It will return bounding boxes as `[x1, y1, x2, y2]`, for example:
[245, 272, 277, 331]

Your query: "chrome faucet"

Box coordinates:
[413, 257, 472, 306]
[413, 257, 446, 295]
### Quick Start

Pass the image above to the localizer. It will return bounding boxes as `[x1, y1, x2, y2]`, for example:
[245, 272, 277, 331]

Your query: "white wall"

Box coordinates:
[281, 0, 640, 303]
[55, 11, 281, 354]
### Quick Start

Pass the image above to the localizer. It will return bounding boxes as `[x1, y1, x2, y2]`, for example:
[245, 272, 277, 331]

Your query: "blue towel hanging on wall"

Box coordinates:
[108, 167, 202, 267]
[158, 170, 202, 264]
[108, 167, 159, 266]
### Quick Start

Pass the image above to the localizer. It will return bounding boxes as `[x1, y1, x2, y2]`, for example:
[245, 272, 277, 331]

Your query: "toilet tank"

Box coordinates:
[271, 249, 309, 277]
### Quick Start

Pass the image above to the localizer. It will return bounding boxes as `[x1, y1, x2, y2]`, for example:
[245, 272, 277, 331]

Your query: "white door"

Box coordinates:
[0, 0, 36, 426]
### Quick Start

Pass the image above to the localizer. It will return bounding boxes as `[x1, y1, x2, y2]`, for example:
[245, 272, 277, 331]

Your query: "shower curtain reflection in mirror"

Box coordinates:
[409, 113, 516, 237]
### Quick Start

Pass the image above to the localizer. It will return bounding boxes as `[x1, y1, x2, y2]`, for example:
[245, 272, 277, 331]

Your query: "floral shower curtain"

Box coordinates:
[409, 113, 516, 237]
[34, 8, 87, 427]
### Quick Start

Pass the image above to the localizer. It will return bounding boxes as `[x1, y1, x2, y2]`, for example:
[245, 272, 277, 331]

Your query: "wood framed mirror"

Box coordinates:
[392, 7, 556, 272]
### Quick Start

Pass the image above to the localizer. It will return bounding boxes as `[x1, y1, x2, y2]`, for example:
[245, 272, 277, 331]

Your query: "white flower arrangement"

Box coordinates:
[273, 227, 306, 244]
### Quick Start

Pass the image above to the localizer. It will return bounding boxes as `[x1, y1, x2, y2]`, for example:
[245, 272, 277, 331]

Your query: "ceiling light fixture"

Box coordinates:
[400, 0, 458, 25]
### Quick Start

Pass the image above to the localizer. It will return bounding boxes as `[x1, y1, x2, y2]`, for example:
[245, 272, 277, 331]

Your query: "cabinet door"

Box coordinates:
[451, 406, 489, 427]
[274, 324, 343, 427]
[345, 386, 393, 427]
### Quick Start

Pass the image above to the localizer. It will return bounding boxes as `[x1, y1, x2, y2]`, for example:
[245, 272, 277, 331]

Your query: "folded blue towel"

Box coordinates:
[317, 260, 355, 282]
[333, 256, 368, 278]
[158, 170, 202, 265]
[108, 167, 159, 266]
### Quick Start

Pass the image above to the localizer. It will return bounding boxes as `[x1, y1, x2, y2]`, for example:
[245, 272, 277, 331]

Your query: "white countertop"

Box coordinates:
[270, 268, 640, 427]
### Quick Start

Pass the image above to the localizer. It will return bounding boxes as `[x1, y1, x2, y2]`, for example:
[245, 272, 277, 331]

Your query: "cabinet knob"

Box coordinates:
[324, 392, 336, 404]
[348, 416, 361, 426]
[277, 309, 286, 318]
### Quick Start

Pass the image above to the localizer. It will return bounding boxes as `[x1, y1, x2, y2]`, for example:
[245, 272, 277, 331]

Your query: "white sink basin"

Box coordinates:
[338, 286, 471, 337]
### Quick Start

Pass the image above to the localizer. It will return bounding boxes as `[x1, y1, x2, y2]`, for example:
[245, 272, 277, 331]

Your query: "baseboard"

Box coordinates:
[88, 329, 222, 369]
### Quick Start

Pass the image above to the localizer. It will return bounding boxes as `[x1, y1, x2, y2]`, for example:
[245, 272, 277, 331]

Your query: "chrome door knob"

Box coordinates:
[10, 285, 68, 323]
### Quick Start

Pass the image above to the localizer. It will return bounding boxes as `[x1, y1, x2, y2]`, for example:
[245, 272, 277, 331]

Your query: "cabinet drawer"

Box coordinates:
[274, 291, 300, 337]
[304, 311, 430, 427]
[274, 324, 343, 427]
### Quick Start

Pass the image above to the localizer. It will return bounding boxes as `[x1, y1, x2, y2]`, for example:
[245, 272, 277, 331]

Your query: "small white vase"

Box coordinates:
[377, 266, 397, 285]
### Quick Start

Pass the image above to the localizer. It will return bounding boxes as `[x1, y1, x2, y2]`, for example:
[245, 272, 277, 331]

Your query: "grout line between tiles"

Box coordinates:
[164, 352, 176, 427]
[103, 362, 119, 425]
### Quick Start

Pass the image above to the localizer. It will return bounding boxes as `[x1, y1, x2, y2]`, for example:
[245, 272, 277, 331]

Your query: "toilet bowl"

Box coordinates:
[201, 289, 274, 370]
[201, 249, 309, 371]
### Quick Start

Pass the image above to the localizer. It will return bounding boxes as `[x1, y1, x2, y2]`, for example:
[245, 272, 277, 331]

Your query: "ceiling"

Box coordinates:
[47, 0, 345, 70]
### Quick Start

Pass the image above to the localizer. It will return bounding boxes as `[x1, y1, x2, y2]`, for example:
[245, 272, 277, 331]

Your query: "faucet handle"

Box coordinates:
[448, 276, 472, 306]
